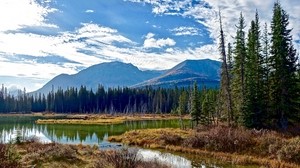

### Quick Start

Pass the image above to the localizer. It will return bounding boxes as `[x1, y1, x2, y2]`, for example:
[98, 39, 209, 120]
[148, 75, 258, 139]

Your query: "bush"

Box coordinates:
[95, 148, 170, 168]
[160, 133, 183, 146]
[182, 134, 205, 148]
[255, 131, 285, 157]
[182, 126, 255, 153]
[277, 137, 300, 164]
[95, 148, 141, 168]
[0, 143, 21, 168]
[23, 143, 79, 165]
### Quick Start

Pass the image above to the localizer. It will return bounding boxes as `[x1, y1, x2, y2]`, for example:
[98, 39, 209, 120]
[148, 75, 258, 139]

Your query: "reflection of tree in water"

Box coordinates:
[1, 117, 188, 145]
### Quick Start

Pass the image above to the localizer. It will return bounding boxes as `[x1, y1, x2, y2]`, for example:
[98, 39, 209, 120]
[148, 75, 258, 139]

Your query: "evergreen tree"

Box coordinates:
[244, 11, 266, 128]
[262, 22, 271, 125]
[269, 2, 299, 129]
[190, 82, 201, 126]
[177, 90, 188, 128]
[218, 11, 233, 126]
[232, 12, 247, 123]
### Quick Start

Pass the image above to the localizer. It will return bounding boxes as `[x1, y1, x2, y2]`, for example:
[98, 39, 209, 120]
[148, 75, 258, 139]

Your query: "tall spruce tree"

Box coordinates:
[244, 11, 266, 128]
[269, 2, 299, 129]
[262, 23, 271, 126]
[190, 82, 201, 126]
[232, 12, 247, 123]
[218, 11, 233, 126]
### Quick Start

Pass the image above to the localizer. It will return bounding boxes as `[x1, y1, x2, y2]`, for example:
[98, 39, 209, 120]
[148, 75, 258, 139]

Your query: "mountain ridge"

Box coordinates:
[33, 59, 221, 94]
[133, 59, 221, 88]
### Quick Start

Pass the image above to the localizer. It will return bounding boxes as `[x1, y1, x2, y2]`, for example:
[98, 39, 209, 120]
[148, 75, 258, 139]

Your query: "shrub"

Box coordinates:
[94, 148, 170, 168]
[255, 131, 285, 157]
[23, 143, 79, 165]
[277, 137, 300, 164]
[95, 148, 141, 168]
[160, 133, 183, 146]
[0, 143, 21, 168]
[182, 126, 255, 153]
[182, 134, 205, 148]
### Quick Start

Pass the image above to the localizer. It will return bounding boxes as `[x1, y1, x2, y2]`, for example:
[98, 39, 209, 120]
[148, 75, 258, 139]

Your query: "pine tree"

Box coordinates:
[243, 11, 266, 128]
[218, 11, 233, 126]
[190, 82, 201, 126]
[177, 90, 188, 128]
[232, 12, 247, 123]
[269, 2, 299, 129]
[262, 22, 271, 126]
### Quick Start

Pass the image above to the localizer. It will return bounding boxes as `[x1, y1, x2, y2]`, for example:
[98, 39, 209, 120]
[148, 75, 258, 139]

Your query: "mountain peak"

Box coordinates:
[134, 59, 221, 88]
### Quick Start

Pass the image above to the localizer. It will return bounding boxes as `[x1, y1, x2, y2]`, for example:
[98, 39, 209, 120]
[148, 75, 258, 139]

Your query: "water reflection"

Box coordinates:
[0, 116, 189, 145]
[138, 149, 193, 168]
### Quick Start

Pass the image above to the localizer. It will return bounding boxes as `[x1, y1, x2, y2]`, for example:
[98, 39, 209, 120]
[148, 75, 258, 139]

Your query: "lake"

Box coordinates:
[0, 116, 253, 168]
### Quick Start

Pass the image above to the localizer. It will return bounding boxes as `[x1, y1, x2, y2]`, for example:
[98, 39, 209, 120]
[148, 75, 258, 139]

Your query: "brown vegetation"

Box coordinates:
[0, 141, 169, 168]
[109, 126, 300, 167]
[36, 114, 190, 125]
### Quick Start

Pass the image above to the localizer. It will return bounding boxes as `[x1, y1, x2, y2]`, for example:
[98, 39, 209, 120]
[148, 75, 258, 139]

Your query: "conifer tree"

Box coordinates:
[269, 2, 299, 129]
[218, 11, 233, 126]
[190, 82, 201, 126]
[244, 11, 266, 128]
[232, 12, 247, 123]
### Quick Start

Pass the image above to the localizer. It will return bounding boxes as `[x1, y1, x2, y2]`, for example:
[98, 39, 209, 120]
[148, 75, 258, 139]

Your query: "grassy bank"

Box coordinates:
[36, 114, 190, 125]
[0, 141, 169, 168]
[109, 126, 300, 168]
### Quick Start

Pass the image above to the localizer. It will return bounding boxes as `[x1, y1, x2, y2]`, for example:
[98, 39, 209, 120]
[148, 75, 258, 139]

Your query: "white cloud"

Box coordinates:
[0, 22, 137, 82]
[171, 26, 199, 36]
[0, 0, 57, 32]
[143, 33, 176, 48]
[129, 0, 300, 53]
[85, 9, 94, 13]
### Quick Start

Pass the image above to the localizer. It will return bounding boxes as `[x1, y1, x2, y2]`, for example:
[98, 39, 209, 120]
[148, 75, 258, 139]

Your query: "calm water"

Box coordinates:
[0, 116, 189, 145]
[0, 116, 254, 168]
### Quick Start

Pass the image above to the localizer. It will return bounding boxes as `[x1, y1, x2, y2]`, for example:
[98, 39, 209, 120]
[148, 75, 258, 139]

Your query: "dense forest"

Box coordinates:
[0, 2, 299, 130]
[0, 84, 218, 116]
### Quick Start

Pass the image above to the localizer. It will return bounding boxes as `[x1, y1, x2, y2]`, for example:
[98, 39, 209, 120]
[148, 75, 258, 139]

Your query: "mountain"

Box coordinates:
[133, 59, 221, 88]
[33, 61, 164, 94]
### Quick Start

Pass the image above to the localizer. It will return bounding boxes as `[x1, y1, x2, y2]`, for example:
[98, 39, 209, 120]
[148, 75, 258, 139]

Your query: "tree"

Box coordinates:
[269, 2, 300, 129]
[218, 11, 234, 126]
[190, 82, 201, 126]
[243, 11, 266, 128]
[177, 90, 188, 128]
[232, 12, 247, 123]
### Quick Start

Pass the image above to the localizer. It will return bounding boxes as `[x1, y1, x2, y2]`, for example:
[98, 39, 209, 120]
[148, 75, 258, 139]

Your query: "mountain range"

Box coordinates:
[33, 59, 221, 94]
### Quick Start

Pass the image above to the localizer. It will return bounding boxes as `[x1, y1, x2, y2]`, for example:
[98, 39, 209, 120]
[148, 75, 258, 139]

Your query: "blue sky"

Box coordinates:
[0, 0, 299, 92]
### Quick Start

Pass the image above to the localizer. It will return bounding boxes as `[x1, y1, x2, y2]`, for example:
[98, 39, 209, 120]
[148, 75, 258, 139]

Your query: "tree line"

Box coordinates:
[218, 2, 300, 130]
[0, 84, 218, 116]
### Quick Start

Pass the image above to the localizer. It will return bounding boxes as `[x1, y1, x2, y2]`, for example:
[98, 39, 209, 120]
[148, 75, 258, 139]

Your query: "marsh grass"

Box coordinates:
[36, 114, 190, 125]
[1, 141, 169, 168]
[109, 126, 300, 167]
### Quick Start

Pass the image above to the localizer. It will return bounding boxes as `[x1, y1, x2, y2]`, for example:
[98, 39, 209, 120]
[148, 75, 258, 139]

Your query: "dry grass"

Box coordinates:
[109, 126, 300, 167]
[94, 148, 170, 168]
[36, 114, 190, 125]
[0, 141, 169, 168]
[109, 128, 192, 148]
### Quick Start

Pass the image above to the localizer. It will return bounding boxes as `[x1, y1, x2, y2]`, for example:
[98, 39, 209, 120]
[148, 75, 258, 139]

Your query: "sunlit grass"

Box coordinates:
[36, 114, 190, 125]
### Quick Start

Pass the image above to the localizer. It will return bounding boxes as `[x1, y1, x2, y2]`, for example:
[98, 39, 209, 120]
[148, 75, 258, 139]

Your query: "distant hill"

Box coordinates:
[33, 61, 164, 94]
[133, 59, 221, 88]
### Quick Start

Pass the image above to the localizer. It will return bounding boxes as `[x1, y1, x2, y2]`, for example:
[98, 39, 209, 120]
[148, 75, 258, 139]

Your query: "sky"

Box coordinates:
[0, 0, 299, 92]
